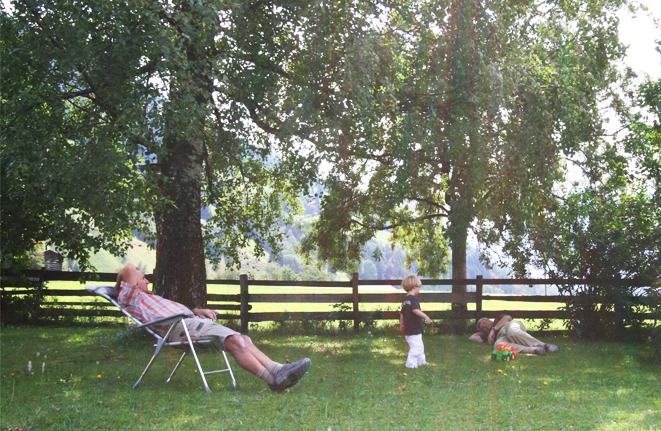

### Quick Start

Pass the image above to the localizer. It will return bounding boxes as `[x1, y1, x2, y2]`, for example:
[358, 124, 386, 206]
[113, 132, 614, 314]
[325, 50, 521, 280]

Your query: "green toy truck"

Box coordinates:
[491, 342, 518, 361]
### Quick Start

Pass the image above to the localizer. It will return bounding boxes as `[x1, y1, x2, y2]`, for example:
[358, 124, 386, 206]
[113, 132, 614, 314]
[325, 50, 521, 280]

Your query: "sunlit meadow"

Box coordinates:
[1, 324, 659, 430]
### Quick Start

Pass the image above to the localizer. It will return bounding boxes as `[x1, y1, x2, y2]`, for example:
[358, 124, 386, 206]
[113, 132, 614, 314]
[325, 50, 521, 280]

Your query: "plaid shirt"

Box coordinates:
[117, 281, 194, 337]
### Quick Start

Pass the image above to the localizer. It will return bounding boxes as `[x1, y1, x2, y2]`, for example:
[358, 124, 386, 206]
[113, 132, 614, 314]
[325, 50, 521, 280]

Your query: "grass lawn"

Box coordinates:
[1, 326, 659, 430]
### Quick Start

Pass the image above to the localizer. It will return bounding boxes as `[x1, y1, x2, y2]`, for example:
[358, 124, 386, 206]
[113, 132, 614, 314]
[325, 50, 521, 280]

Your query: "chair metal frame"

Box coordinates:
[86, 285, 237, 393]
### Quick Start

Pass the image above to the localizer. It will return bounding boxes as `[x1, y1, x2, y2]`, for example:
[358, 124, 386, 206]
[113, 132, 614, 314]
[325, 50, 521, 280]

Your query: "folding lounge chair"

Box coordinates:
[85, 285, 237, 393]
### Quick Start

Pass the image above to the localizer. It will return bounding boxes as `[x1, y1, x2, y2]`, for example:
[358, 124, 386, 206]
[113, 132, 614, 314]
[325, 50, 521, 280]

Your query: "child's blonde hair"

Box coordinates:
[402, 275, 422, 292]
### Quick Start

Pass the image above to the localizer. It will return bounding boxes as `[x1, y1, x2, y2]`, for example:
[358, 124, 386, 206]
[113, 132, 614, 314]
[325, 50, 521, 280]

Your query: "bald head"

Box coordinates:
[115, 263, 138, 295]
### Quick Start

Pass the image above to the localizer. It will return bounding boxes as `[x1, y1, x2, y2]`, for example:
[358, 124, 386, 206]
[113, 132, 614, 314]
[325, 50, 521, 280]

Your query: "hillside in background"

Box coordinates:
[67, 196, 554, 294]
[87, 237, 156, 274]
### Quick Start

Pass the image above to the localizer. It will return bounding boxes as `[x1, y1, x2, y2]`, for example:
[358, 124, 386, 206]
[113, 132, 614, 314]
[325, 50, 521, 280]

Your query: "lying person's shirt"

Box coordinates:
[117, 281, 194, 337]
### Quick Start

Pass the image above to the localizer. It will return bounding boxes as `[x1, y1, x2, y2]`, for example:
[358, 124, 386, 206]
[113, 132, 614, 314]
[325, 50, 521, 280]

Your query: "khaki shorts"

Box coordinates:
[168, 316, 240, 350]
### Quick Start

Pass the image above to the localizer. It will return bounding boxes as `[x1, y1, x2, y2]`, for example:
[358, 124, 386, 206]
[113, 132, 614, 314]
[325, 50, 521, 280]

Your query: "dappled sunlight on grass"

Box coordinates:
[63, 388, 82, 400]
[1, 327, 659, 430]
[368, 339, 404, 356]
[599, 406, 661, 430]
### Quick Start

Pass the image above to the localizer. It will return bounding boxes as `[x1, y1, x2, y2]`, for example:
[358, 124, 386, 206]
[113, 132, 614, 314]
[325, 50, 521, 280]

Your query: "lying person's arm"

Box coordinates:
[488, 315, 512, 344]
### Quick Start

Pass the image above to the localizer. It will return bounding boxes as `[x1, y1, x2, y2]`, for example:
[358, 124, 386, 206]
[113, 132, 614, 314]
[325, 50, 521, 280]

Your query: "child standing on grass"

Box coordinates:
[399, 275, 433, 368]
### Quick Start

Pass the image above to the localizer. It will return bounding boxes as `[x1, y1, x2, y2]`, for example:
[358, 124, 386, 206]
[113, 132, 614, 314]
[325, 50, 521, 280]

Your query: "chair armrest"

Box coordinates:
[136, 312, 191, 329]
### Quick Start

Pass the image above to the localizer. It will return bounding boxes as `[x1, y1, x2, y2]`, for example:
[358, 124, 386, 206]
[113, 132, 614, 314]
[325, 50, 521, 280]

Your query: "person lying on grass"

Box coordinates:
[468, 314, 559, 355]
[116, 263, 310, 392]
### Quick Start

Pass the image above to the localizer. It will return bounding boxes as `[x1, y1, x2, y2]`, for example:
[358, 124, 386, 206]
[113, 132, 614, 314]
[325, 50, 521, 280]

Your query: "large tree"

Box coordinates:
[1, 0, 378, 307]
[301, 0, 630, 301]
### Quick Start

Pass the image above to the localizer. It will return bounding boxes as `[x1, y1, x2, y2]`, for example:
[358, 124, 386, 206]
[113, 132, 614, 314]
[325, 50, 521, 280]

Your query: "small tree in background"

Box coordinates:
[512, 57, 661, 340]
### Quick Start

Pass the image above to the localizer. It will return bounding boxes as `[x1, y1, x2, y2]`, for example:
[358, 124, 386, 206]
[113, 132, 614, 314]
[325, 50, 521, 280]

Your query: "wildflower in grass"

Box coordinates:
[504, 373, 507, 376]
[544, 381, 548, 385]
[403, 373, 407, 376]
[498, 369, 502, 373]
[97, 375, 102, 378]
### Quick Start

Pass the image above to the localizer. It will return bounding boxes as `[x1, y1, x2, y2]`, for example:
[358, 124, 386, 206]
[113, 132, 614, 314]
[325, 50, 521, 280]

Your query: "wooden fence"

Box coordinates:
[1, 269, 653, 333]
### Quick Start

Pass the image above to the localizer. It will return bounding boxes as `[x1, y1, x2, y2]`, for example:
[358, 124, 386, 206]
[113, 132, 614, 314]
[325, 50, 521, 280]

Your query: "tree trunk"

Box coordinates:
[154, 133, 207, 308]
[451, 225, 468, 288]
[451, 233, 468, 292]
[448, 192, 470, 333]
[152, 3, 212, 309]
[448, 231, 468, 333]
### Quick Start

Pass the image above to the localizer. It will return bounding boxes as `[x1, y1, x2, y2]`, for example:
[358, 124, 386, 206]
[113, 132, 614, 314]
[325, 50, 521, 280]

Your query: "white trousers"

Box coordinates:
[405, 334, 426, 368]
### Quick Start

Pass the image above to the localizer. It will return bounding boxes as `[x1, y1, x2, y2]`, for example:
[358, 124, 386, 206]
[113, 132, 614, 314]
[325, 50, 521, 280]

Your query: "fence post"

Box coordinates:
[352, 272, 360, 333]
[240, 274, 250, 334]
[611, 281, 626, 339]
[40, 267, 46, 286]
[35, 267, 47, 320]
[476, 275, 483, 323]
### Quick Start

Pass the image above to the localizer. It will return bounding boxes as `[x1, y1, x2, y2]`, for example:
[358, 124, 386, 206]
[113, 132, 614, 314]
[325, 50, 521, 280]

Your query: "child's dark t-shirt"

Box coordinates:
[401, 294, 423, 335]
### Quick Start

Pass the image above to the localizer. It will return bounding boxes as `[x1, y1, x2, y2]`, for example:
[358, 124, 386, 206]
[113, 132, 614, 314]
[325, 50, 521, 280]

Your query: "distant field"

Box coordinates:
[38, 281, 566, 311]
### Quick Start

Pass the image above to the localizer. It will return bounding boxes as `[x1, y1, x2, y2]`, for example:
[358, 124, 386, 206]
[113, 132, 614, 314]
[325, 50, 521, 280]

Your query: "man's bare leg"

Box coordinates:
[224, 334, 310, 392]
[224, 335, 272, 374]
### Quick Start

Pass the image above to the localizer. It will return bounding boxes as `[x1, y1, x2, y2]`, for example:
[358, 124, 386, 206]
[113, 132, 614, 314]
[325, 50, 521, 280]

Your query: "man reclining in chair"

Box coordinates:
[116, 263, 310, 393]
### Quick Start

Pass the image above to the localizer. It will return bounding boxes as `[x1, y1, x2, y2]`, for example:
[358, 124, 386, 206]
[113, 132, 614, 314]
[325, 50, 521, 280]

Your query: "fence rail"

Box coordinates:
[1, 269, 654, 332]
